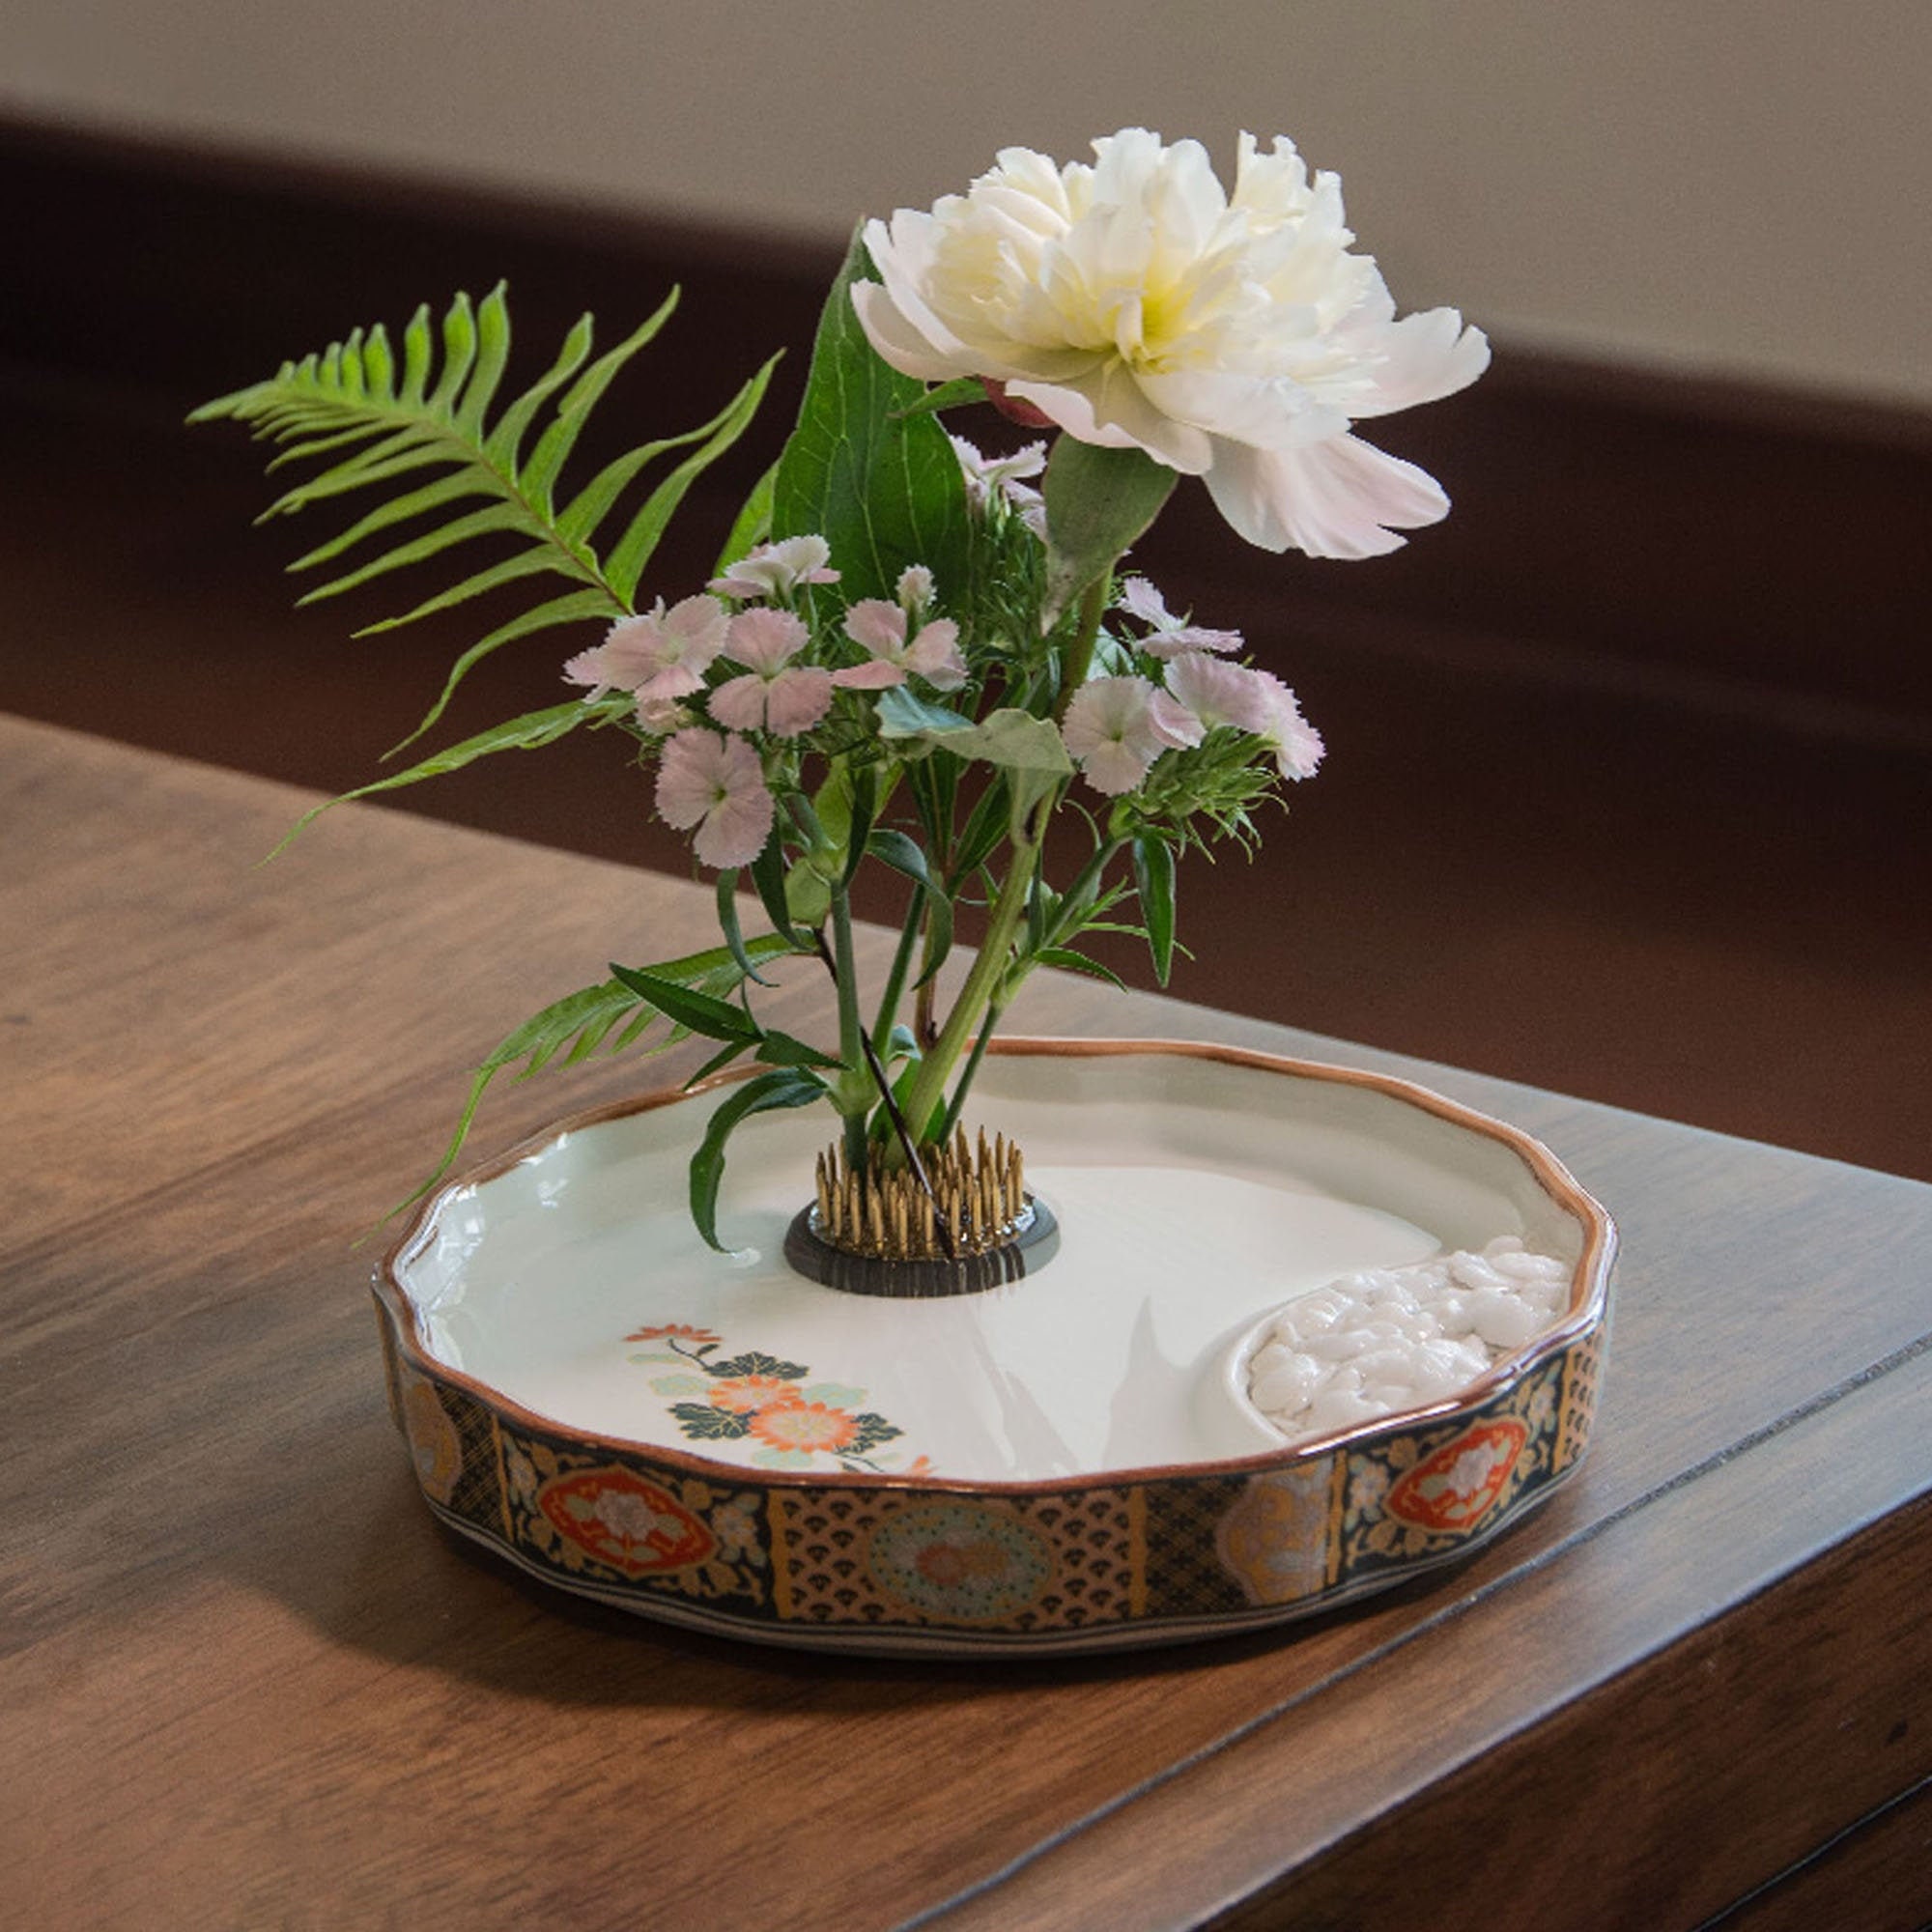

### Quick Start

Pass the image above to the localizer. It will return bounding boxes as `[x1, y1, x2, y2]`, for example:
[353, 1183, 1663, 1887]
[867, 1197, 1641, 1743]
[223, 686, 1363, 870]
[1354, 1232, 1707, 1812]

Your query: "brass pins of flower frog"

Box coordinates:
[783, 1128, 1059, 1297]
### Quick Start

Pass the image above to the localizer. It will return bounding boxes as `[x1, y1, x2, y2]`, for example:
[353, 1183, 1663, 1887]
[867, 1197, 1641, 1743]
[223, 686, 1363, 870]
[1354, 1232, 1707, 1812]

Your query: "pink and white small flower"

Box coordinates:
[563, 595, 729, 707]
[1060, 674, 1197, 795]
[706, 534, 840, 603]
[1163, 652, 1281, 736]
[654, 728, 776, 869]
[951, 435, 1048, 533]
[1117, 577, 1243, 658]
[1259, 682, 1325, 781]
[1163, 655, 1325, 779]
[707, 608, 836, 737]
[832, 598, 968, 692]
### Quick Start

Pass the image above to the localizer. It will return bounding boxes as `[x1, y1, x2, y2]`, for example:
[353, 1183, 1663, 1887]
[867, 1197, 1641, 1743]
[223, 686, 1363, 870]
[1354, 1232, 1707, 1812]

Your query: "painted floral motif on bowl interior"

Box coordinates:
[626, 1322, 924, 1474]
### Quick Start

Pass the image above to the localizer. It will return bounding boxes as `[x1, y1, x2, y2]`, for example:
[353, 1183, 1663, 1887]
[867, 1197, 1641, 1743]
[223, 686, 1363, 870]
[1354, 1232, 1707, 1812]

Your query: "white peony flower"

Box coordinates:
[854, 128, 1489, 559]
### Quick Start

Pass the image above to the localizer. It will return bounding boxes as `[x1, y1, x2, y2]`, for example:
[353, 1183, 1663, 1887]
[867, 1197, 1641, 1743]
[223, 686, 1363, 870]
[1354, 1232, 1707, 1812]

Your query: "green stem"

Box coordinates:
[827, 889, 870, 1166]
[891, 808, 1045, 1157]
[1049, 835, 1127, 945]
[870, 881, 925, 1047]
[936, 1002, 1003, 1146]
[1053, 573, 1115, 722]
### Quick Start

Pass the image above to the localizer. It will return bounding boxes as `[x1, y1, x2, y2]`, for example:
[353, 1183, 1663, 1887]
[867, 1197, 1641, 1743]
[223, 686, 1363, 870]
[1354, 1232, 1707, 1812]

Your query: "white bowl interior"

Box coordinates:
[396, 1050, 1594, 1482]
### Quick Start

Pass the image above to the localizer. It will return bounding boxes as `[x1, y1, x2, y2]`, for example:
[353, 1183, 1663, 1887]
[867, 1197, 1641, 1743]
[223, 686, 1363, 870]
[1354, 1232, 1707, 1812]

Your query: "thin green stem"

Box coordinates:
[892, 800, 1047, 1156]
[1053, 573, 1114, 722]
[936, 1002, 1003, 1145]
[870, 881, 925, 1047]
[830, 887, 864, 1080]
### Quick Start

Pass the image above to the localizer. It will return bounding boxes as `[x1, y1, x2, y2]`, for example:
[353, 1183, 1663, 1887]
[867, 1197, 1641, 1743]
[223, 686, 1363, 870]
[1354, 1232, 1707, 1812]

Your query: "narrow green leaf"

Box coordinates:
[266, 700, 601, 855]
[839, 762, 878, 888]
[260, 451, 453, 526]
[910, 891, 953, 989]
[455, 283, 512, 436]
[481, 311, 596, 471]
[294, 502, 529, 606]
[361, 324, 395, 401]
[399, 304, 435, 406]
[335, 331, 367, 402]
[604, 355, 781, 605]
[891, 376, 987, 420]
[686, 1037, 758, 1087]
[947, 775, 1014, 890]
[749, 824, 802, 947]
[288, 468, 493, 572]
[1037, 946, 1130, 991]
[351, 547, 584, 637]
[426, 292, 477, 415]
[382, 974, 664, 1227]
[715, 871, 777, 986]
[388, 587, 622, 754]
[521, 288, 682, 509]
[755, 1031, 846, 1070]
[554, 418, 726, 550]
[258, 430, 446, 520]
[1132, 834, 1178, 987]
[609, 965, 761, 1042]
[714, 460, 778, 579]
[866, 827, 937, 889]
[689, 1069, 828, 1251]
[262, 420, 396, 471]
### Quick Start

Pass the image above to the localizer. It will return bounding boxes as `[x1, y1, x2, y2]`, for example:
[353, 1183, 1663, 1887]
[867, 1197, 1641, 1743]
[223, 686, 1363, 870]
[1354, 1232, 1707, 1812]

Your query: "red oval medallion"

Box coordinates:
[538, 1467, 715, 1577]
[1385, 1420, 1529, 1533]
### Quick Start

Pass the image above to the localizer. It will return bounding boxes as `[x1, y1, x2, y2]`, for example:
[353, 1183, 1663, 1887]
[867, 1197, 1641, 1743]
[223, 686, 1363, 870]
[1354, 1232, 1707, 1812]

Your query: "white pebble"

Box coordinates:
[1245, 1241, 1572, 1445]
[1450, 1252, 1506, 1291]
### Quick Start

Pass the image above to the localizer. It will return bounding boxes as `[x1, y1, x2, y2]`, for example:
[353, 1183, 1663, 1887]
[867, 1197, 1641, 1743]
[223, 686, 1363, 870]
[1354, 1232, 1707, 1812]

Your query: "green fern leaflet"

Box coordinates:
[191, 282, 779, 753]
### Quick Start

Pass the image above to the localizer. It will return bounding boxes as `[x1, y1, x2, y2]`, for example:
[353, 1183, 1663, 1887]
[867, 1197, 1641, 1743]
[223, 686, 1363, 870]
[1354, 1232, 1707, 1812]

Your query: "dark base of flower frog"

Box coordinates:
[782, 1197, 1059, 1297]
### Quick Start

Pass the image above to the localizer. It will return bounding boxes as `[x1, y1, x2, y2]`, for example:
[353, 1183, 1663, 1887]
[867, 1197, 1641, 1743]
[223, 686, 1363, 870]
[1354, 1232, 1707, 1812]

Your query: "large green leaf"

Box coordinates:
[769, 233, 970, 606]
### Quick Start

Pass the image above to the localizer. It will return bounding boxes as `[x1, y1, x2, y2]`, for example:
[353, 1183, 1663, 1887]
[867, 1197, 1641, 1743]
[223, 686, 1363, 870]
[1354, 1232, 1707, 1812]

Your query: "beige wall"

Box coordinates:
[8, 0, 1929, 406]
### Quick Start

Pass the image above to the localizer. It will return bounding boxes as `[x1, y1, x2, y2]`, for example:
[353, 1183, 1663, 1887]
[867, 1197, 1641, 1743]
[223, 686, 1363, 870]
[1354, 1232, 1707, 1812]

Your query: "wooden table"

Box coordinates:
[5, 715, 1928, 1931]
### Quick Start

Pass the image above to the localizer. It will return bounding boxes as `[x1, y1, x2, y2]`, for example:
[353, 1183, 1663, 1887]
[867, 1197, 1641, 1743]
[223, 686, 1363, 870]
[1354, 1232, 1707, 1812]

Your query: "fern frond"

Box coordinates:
[193, 284, 781, 739]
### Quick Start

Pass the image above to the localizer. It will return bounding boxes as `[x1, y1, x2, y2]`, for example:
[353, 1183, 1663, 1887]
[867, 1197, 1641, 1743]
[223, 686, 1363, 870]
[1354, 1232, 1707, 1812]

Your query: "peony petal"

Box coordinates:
[851, 280, 979, 384]
[1350, 311, 1491, 418]
[1203, 432, 1448, 558]
[999, 377, 1143, 455]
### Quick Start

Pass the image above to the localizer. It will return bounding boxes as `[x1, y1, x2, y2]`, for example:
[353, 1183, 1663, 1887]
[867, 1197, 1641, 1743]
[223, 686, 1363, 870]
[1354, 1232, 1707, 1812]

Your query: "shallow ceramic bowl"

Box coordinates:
[375, 1037, 1615, 1656]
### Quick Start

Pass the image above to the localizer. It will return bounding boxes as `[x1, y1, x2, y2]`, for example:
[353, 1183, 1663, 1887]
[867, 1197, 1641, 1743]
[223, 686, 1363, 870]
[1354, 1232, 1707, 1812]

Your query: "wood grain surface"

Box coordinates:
[3, 714, 1928, 1932]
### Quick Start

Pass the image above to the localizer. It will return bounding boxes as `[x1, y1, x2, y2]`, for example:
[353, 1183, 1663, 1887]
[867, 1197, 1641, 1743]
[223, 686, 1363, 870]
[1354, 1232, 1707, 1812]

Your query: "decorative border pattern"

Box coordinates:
[374, 1283, 1605, 1655]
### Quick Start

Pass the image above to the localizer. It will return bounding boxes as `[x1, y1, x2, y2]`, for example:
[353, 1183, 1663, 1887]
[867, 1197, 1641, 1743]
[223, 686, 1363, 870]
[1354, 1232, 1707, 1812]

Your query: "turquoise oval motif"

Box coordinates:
[866, 1500, 1054, 1624]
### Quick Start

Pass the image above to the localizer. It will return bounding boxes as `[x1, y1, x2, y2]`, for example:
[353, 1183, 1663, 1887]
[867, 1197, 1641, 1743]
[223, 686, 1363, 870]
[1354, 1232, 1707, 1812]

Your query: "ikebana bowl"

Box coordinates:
[374, 1037, 1615, 1656]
